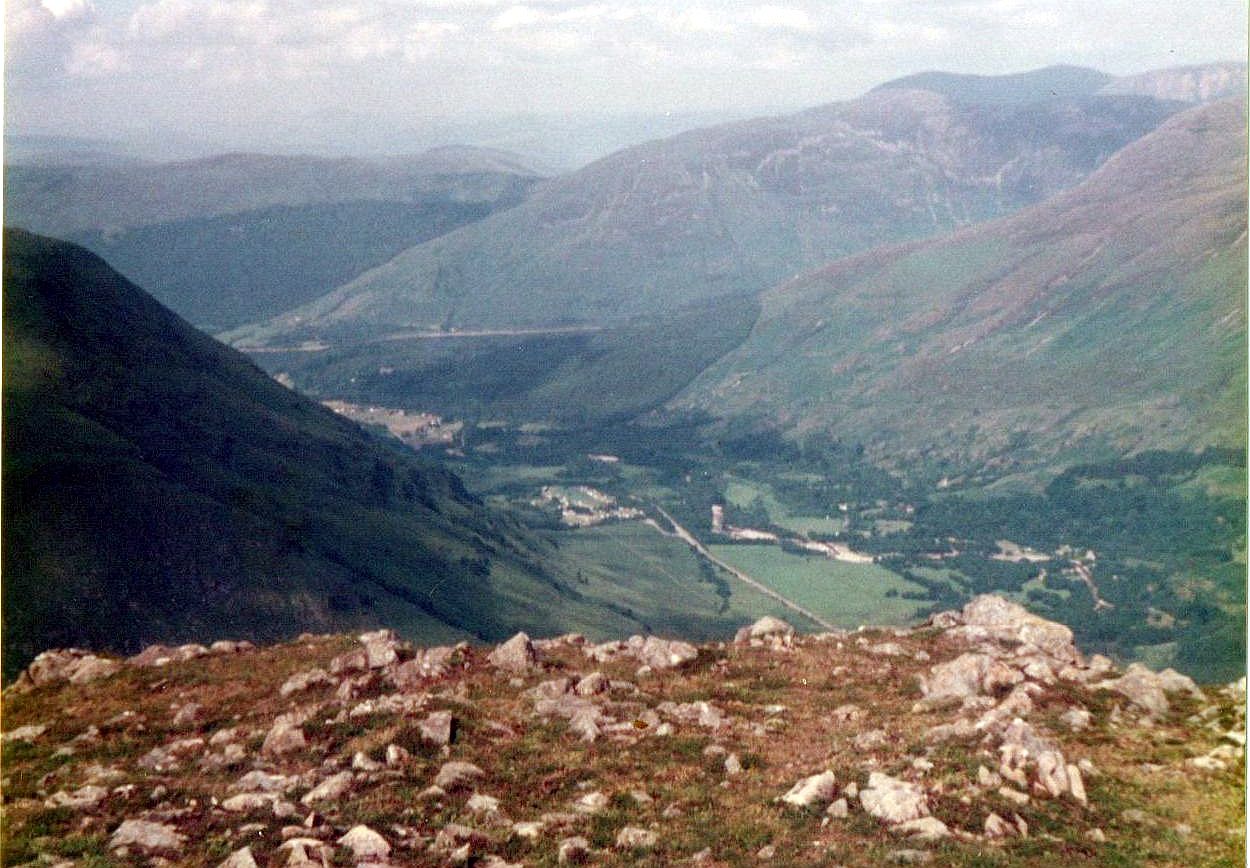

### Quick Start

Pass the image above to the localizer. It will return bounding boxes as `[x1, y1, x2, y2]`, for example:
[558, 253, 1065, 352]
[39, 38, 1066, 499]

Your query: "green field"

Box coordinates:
[723, 478, 845, 535]
[557, 523, 824, 639]
[708, 544, 927, 628]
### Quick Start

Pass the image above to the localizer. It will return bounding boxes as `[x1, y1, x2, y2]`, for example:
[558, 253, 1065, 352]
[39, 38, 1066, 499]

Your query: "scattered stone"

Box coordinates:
[359, 629, 411, 668]
[232, 771, 297, 793]
[826, 798, 849, 819]
[860, 773, 929, 824]
[997, 786, 1030, 806]
[419, 710, 456, 746]
[756, 845, 777, 859]
[3, 723, 47, 742]
[892, 817, 950, 841]
[572, 791, 609, 814]
[45, 785, 109, 810]
[615, 827, 658, 849]
[109, 819, 186, 853]
[780, 770, 838, 808]
[854, 729, 889, 751]
[1087, 828, 1107, 843]
[467, 793, 502, 814]
[870, 642, 907, 657]
[15, 649, 120, 689]
[386, 744, 411, 767]
[353, 751, 382, 772]
[512, 821, 545, 840]
[217, 846, 259, 868]
[637, 636, 698, 669]
[171, 703, 202, 728]
[338, 825, 391, 860]
[435, 761, 485, 790]
[488, 632, 538, 673]
[301, 771, 353, 805]
[1061, 707, 1092, 731]
[558, 836, 591, 864]
[984, 813, 1014, 838]
[886, 849, 932, 864]
[725, 753, 744, 776]
[279, 668, 332, 698]
[1097, 664, 1204, 716]
[262, 715, 307, 757]
[574, 672, 609, 696]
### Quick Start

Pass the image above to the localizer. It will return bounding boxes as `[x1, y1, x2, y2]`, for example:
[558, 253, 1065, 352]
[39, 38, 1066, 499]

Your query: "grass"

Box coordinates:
[708, 544, 927, 627]
[723, 478, 845, 536]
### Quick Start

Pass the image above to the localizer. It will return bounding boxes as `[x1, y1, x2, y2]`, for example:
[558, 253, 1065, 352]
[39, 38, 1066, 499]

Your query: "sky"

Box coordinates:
[5, 0, 1247, 160]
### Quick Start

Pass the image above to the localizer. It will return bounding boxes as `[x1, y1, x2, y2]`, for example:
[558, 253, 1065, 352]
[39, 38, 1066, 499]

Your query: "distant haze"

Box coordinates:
[4, 0, 1247, 164]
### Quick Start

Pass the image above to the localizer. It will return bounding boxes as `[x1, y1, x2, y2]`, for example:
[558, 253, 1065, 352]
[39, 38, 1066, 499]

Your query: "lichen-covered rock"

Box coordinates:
[953, 595, 1079, 663]
[637, 636, 698, 669]
[859, 773, 929, 824]
[419, 710, 456, 745]
[489, 632, 538, 673]
[217, 846, 258, 868]
[279, 668, 332, 698]
[15, 649, 120, 689]
[780, 770, 838, 808]
[615, 826, 658, 849]
[921, 652, 1023, 702]
[109, 819, 186, 852]
[1097, 663, 1204, 716]
[734, 616, 794, 644]
[338, 825, 390, 860]
[434, 761, 485, 790]
[301, 770, 353, 805]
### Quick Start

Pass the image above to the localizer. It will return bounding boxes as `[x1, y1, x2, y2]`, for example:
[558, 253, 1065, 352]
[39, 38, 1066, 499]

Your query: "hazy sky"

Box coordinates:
[6, 0, 1247, 156]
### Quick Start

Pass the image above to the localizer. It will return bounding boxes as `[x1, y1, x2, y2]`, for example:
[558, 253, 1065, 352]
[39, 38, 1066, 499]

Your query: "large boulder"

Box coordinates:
[1097, 663, 1204, 716]
[920, 653, 1023, 702]
[780, 771, 838, 808]
[488, 632, 538, 673]
[735, 616, 795, 644]
[14, 649, 120, 689]
[637, 636, 698, 670]
[859, 773, 929, 824]
[954, 596, 1078, 663]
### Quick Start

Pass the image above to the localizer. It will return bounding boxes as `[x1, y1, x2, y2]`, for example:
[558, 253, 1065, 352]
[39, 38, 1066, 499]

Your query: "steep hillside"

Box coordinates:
[3, 147, 542, 237]
[2, 599, 1243, 866]
[71, 199, 503, 332]
[670, 99, 1247, 468]
[231, 82, 1181, 341]
[3, 230, 702, 679]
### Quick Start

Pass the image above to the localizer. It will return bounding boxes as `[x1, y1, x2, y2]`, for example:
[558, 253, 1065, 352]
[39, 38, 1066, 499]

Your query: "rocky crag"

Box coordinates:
[2, 597, 1244, 866]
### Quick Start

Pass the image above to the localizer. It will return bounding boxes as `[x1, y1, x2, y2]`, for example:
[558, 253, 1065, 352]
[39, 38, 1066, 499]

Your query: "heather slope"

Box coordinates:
[1, 597, 1243, 866]
[670, 99, 1248, 467]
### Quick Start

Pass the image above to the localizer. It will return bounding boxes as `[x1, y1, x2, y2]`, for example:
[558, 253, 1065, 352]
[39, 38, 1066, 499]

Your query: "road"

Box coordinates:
[649, 505, 839, 632]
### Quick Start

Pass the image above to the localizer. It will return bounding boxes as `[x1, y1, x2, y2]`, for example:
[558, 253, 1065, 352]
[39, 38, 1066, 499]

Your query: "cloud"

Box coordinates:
[739, 5, 814, 31]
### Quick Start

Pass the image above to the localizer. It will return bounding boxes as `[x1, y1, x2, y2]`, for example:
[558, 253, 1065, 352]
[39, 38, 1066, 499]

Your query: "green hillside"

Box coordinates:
[0, 231, 592, 677]
[670, 99, 1247, 471]
[71, 198, 502, 332]
[229, 85, 1180, 342]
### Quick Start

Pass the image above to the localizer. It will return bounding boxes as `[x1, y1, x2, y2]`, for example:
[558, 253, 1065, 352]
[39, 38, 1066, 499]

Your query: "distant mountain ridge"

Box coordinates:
[3, 146, 544, 237]
[668, 99, 1247, 469]
[1099, 62, 1247, 104]
[231, 80, 1182, 343]
[870, 64, 1115, 104]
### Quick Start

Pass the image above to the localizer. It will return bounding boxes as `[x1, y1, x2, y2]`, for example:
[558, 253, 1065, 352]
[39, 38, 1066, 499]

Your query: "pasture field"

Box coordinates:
[708, 544, 927, 628]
